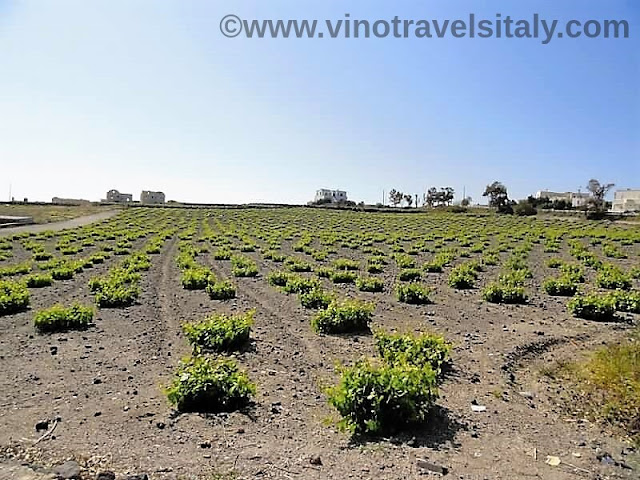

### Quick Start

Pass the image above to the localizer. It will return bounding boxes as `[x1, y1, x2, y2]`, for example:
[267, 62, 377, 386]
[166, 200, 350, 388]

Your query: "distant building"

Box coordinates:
[314, 189, 347, 203]
[52, 197, 91, 206]
[140, 190, 166, 204]
[105, 189, 133, 203]
[535, 190, 590, 208]
[610, 189, 640, 213]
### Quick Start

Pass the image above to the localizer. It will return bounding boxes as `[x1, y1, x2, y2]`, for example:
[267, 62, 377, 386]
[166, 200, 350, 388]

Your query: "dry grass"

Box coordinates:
[543, 331, 640, 445]
[0, 204, 110, 224]
[580, 332, 640, 444]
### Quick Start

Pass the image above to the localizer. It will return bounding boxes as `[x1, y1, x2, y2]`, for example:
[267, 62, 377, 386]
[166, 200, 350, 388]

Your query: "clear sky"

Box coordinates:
[0, 0, 638, 204]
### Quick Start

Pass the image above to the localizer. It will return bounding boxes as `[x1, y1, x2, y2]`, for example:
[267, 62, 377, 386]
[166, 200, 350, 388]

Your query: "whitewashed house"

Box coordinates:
[314, 189, 347, 203]
[611, 189, 640, 213]
[535, 190, 590, 208]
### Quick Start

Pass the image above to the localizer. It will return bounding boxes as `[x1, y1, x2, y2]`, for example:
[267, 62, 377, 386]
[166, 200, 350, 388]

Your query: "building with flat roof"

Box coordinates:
[140, 191, 166, 204]
[611, 189, 640, 213]
[314, 189, 347, 203]
[535, 190, 590, 208]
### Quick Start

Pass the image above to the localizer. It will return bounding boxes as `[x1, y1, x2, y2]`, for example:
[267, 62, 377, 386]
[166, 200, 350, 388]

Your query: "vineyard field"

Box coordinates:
[0, 207, 638, 479]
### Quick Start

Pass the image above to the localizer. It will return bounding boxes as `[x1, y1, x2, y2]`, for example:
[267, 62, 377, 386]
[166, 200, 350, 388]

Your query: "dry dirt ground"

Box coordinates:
[0, 205, 114, 226]
[1, 217, 638, 480]
[0, 211, 120, 237]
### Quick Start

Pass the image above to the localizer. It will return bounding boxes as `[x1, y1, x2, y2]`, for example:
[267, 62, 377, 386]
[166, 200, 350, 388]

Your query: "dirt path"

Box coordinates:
[0, 210, 120, 236]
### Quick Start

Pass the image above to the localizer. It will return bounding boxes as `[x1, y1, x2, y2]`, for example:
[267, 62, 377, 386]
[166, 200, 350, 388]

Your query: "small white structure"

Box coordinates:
[140, 190, 166, 205]
[314, 189, 347, 203]
[105, 189, 133, 203]
[611, 189, 640, 213]
[535, 191, 590, 208]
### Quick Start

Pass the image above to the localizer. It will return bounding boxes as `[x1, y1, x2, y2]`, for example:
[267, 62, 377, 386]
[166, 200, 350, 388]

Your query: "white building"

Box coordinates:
[140, 190, 166, 204]
[105, 189, 133, 203]
[611, 189, 640, 213]
[314, 189, 348, 203]
[535, 191, 590, 208]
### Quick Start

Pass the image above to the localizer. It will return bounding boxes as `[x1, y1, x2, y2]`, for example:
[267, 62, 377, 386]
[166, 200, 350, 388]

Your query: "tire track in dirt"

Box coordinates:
[140, 235, 182, 357]
[206, 257, 328, 398]
[0, 236, 185, 473]
[124, 235, 185, 385]
[158, 236, 179, 330]
[128, 237, 341, 477]
[207, 253, 325, 363]
[198, 254, 362, 474]
[504, 323, 635, 386]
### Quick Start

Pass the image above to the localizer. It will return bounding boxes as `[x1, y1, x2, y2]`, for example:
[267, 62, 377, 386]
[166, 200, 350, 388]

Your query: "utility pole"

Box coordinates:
[382, 190, 385, 206]
[415, 193, 418, 208]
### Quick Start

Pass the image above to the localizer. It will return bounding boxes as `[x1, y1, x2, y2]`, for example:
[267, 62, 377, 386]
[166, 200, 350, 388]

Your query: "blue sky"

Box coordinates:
[0, 0, 638, 204]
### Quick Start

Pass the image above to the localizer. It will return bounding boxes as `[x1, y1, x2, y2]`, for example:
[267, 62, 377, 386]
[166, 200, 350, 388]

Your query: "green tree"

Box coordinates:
[424, 187, 455, 207]
[404, 194, 413, 208]
[424, 187, 437, 207]
[586, 179, 614, 216]
[442, 187, 455, 206]
[389, 189, 403, 207]
[483, 181, 509, 208]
